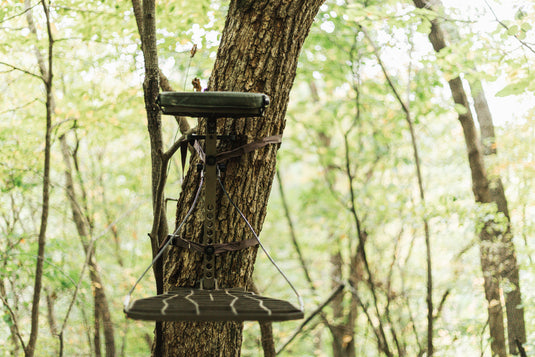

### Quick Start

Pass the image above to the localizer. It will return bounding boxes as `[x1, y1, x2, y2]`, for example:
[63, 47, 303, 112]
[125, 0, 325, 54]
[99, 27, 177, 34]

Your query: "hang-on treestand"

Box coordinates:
[124, 91, 304, 322]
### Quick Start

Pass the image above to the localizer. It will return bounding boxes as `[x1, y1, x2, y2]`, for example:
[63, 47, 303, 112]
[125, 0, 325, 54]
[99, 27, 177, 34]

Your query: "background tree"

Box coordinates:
[23, 1, 54, 355]
[412, 0, 526, 354]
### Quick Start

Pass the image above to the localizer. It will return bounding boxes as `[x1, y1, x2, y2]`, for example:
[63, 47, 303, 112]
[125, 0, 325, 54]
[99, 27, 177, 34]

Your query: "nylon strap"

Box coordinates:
[170, 235, 258, 254]
[192, 134, 282, 164]
[216, 134, 282, 162]
[177, 131, 281, 289]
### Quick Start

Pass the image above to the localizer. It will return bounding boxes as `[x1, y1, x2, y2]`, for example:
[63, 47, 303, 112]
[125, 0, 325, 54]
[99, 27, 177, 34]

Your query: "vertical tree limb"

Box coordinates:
[59, 134, 116, 356]
[469, 80, 526, 354]
[45, 289, 58, 337]
[24, 1, 53, 355]
[412, 1, 506, 355]
[248, 281, 276, 357]
[360, 25, 434, 356]
[343, 133, 392, 357]
[276, 169, 341, 349]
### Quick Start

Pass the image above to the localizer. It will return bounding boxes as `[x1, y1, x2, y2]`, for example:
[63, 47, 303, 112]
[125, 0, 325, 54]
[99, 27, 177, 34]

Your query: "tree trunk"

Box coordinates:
[470, 81, 526, 354]
[331, 250, 356, 357]
[45, 289, 58, 337]
[94, 301, 102, 357]
[131, 0, 175, 354]
[59, 134, 116, 357]
[250, 282, 276, 357]
[412, 1, 506, 356]
[159, 1, 324, 355]
[432, 7, 527, 351]
[24, 1, 53, 355]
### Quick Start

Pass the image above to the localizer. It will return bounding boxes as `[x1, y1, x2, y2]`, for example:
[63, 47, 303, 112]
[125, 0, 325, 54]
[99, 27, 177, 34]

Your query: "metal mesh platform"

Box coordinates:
[124, 287, 303, 322]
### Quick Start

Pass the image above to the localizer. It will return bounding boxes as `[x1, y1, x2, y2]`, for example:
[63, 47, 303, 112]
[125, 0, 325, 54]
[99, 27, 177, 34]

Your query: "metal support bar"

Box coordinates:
[201, 117, 217, 289]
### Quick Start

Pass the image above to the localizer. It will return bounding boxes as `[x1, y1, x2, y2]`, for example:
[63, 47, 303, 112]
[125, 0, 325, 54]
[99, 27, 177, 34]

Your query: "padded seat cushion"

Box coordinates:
[157, 91, 270, 117]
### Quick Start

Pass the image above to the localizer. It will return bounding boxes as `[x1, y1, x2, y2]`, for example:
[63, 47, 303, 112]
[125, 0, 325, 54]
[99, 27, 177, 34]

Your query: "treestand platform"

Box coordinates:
[124, 287, 303, 322]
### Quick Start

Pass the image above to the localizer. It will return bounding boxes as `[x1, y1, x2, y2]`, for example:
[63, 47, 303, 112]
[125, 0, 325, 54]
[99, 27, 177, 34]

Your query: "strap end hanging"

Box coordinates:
[180, 141, 188, 182]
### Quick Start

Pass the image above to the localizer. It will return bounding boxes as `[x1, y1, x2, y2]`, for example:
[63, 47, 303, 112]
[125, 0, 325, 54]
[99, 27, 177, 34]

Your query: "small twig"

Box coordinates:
[58, 203, 141, 335]
[0, 2, 39, 24]
[343, 132, 392, 357]
[0, 252, 77, 287]
[276, 169, 339, 340]
[0, 98, 39, 115]
[433, 289, 450, 321]
[0, 293, 26, 351]
[360, 26, 410, 116]
[0, 61, 41, 80]
[345, 281, 390, 355]
[276, 170, 314, 288]
[49, 5, 115, 15]
[479, 318, 490, 356]
[51, 117, 77, 130]
[483, 0, 535, 55]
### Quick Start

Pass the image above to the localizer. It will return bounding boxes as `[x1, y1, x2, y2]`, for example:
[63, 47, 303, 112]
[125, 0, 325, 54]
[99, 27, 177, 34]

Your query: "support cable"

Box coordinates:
[218, 175, 304, 312]
[124, 172, 204, 309]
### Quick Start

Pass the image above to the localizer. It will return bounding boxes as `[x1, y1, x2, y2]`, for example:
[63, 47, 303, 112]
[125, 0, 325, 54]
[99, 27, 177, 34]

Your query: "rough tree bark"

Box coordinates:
[158, 1, 324, 355]
[412, 1, 507, 355]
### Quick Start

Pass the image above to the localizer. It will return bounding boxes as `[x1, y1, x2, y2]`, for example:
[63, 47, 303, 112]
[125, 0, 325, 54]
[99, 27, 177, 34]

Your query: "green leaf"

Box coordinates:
[507, 25, 519, 36]
[3, 313, 13, 327]
[495, 79, 529, 97]
[454, 103, 468, 115]
[416, 20, 431, 34]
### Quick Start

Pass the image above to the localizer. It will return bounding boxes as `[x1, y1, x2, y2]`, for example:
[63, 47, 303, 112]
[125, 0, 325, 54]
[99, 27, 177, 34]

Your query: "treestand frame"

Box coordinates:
[124, 91, 303, 322]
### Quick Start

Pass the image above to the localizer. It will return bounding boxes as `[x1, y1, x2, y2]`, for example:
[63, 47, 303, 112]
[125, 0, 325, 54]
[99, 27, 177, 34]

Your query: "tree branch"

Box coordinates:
[0, 1, 39, 24]
[483, 0, 535, 55]
[343, 132, 392, 357]
[362, 22, 435, 355]
[277, 284, 345, 355]
[275, 169, 339, 340]
[0, 292, 26, 351]
[131, 0, 190, 134]
[0, 61, 42, 80]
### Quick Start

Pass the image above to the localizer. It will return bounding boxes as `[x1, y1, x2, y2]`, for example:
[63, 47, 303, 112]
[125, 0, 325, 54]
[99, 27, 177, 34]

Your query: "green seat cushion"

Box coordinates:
[157, 91, 270, 117]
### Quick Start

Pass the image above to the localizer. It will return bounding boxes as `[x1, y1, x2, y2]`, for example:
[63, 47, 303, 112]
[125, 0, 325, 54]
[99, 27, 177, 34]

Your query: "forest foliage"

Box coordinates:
[1, 0, 535, 356]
